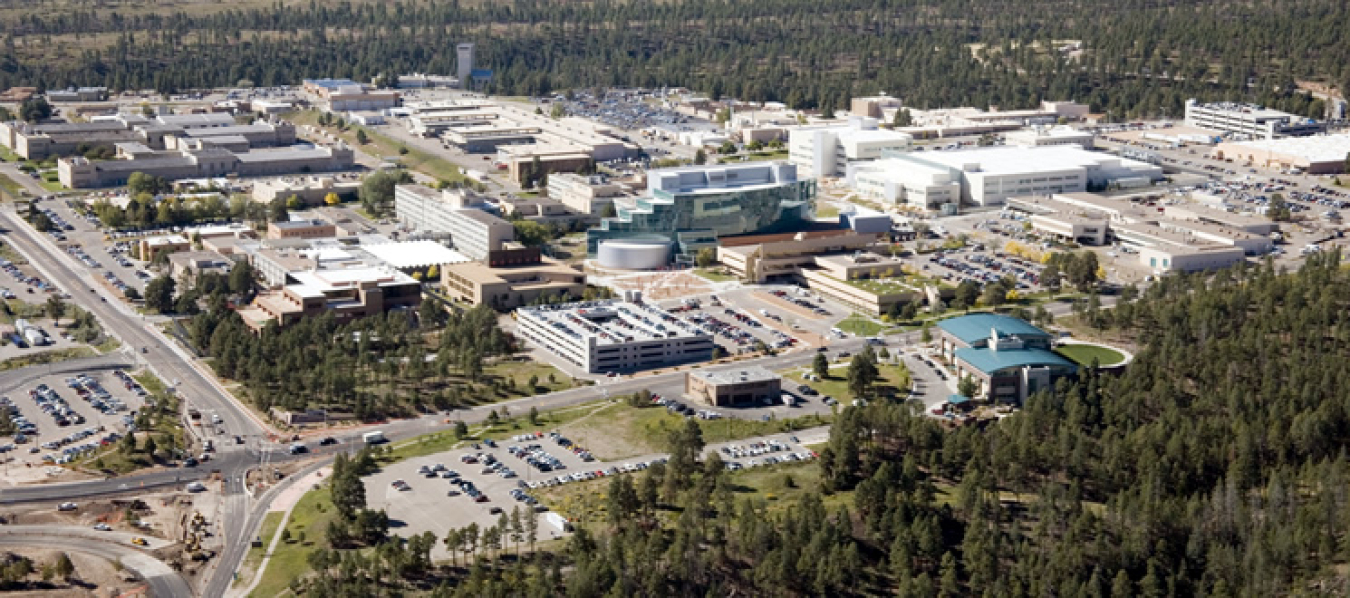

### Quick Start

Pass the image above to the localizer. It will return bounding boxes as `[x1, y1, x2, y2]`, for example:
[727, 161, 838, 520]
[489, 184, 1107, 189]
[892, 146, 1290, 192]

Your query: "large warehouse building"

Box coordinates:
[1211, 134, 1350, 175]
[516, 300, 716, 373]
[848, 146, 1162, 209]
[788, 117, 913, 178]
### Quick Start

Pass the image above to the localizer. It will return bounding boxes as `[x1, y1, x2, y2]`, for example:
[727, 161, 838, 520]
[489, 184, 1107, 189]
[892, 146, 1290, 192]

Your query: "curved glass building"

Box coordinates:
[586, 162, 816, 262]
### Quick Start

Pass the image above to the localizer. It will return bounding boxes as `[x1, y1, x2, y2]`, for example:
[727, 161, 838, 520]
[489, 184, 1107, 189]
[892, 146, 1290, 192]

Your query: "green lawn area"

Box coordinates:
[485, 359, 579, 396]
[836, 313, 887, 337]
[1055, 343, 1126, 366]
[554, 401, 832, 461]
[0, 145, 21, 162]
[249, 487, 339, 598]
[693, 268, 737, 283]
[744, 149, 789, 162]
[816, 205, 841, 219]
[37, 171, 63, 191]
[0, 347, 96, 372]
[782, 360, 913, 402]
[236, 511, 285, 588]
[0, 172, 26, 199]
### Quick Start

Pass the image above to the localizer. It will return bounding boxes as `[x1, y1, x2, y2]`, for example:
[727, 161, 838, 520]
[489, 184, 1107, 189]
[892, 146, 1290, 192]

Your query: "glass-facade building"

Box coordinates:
[586, 162, 816, 259]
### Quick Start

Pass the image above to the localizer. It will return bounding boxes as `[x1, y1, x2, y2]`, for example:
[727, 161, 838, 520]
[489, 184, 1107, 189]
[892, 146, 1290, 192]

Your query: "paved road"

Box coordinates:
[0, 526, 191, 597]
[0, 163, 49, 200]
[0, 352, 133, 395]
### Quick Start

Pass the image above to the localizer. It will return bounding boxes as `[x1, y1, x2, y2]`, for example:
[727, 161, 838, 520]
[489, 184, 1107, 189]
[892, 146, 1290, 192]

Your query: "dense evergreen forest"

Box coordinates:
[2, 0, 1346, 118]
[268, 253, 1350, 595]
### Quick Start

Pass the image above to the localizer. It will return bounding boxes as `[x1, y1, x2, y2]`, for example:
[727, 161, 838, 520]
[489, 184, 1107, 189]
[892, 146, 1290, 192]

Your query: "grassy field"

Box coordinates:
[1055, 343, 1126, 366]
[557, 401, 832, 461]
[0, 172, 26, 200]
[744, 149, 790, 162]
[693, 268, 737, 283]
[484, 360, 579, 396]
[249, 487, 339, 598]
[0, 347, 96, 372]
[783, 359, 912, 402]
[235, 511, 285, 588]
[835, 313, 887, 337]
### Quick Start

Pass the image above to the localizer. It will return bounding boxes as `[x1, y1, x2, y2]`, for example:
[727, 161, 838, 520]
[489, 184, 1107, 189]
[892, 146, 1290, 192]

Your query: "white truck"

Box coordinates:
[544, 512, 572, 533]
[363, 430, 387, 445]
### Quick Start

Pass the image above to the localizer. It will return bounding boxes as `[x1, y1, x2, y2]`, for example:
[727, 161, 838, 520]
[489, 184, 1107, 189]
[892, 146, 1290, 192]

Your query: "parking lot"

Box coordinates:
[0, 369, 151, 470]
[364, 430, 822, 558]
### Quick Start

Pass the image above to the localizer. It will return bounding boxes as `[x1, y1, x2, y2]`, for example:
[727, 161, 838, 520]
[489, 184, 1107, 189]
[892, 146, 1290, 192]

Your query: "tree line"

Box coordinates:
[0, 0, 1345, 119]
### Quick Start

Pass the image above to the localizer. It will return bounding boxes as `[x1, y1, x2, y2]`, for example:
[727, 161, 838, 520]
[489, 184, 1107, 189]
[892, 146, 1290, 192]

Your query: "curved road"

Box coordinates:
[0, 526, 191, 597]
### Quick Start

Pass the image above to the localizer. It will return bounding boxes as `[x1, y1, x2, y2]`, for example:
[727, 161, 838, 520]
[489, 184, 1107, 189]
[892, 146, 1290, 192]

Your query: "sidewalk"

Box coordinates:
[227, 466, 330, 598]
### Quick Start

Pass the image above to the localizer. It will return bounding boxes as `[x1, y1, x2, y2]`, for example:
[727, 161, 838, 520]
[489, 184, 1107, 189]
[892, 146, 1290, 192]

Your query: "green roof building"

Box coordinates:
[936, 314, 1075, 404]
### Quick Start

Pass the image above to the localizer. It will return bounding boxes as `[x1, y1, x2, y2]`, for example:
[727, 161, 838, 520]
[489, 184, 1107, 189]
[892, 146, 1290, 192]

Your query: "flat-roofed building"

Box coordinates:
[789, 117, 913, 178]
[686, 367, 782, 407]
[251, 176, 362, 205]
[138, 235, 190, 261]
[936, 314, 1077, 404]
[394, 183, 492, 241]
[1185, 99, 1325, 140]
[515, 300, 715, 373]
[548, 173, 626, 215]
[236, 264, 422, 332]
[847, 157, 962, 210]
[1005, 126, 1094, 149]
[267, 219, 337, 240]
[438, 208, 513, 260]
[58, 143, 355, 188]
[1212, 134, 1350, 174]
[167, 250, 233, 281]
[441, 257, 586, 309]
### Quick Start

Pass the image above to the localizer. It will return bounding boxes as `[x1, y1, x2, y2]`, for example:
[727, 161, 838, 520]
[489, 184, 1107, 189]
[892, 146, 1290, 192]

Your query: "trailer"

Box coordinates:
[544, 512, 573, 533]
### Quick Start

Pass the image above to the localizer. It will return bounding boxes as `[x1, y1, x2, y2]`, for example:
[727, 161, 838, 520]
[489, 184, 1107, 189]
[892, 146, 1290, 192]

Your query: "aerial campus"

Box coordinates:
[0, 1, 1349, 596]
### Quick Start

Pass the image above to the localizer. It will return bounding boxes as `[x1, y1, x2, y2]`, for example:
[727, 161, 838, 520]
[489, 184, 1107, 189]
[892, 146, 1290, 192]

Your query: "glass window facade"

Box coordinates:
[586, 178, 817, 257]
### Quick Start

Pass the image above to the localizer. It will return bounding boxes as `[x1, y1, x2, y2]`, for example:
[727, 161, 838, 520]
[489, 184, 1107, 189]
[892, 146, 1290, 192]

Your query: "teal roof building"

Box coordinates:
[936, 313, 1075, 404]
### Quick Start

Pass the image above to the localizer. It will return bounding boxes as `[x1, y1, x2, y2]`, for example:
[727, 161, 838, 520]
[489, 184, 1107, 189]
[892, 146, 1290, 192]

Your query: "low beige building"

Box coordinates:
[441, 257, 586, 310]
[685, 367, 782, 407]
[267, 219, 337, 240]
[138, 235, 191, 261]
[237, 266, 422, 333]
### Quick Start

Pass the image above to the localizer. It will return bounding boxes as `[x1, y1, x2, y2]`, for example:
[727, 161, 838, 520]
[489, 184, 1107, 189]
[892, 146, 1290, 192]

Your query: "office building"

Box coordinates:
[789, 117, 913, 177]
[251, 176, 361, 205]
[1184, 100, 1325, 140]
[515, 300, 715, 373]
[167, 250, 233, 281]
[853, 146, 1162, 208]
[937, 314, 1077, 404]
[138, 235, 191, 261]
[587, 162, 816, 264]
[59, 143, 355, 188]
[46, 87, 109, 102]
[1007, 192, 1267, 273]
[395, 183, 484, 239]
[847, 158, 962, 211]
[457, 44, 475, 88]
[236, 264, 422, 333]
[1212, 134, 1350, 174]
[267, 219, 338, 240]
[441, 257, 586, 309]
[302, 79, 399, 112]
[686, 367, 782, 407]
[548, 173, 627, 215]
[850, 96, 903, 120]
[1005, 126, 1095, 149]
[444, 208, 516, 261]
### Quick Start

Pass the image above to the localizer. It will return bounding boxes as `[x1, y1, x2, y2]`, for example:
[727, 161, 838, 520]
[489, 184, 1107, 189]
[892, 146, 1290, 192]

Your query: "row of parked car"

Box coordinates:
[30, 383, 86, 428]
[66, 373, 134, 416]
[1, 258, 52, 294]
[651, 394, 721, 419]
[768, 289, 832, 316]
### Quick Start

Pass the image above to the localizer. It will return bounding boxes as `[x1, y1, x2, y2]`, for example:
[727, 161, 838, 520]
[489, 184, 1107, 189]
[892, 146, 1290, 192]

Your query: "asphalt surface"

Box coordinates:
[0, 526, 191, 597]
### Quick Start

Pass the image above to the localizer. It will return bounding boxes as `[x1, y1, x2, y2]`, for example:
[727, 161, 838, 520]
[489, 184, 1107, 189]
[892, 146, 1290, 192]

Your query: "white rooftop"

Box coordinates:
[1229, 134, 1350, 163]
[919, 145, 1153, 175]
[362, 241, 472, 270]
[518, 300, 712, 346]
[289, 266, 412, 292]
[145, 234, 190, 246]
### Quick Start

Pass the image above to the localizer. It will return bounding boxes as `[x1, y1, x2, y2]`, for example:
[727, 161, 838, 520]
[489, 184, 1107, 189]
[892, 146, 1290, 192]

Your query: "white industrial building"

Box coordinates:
[516, 300, 716, 373]
[1184, 100, 1325, 140]
[1005, 126, 1095, 149]
[847, 157, 962, 210]
[852, 146, 1163, 208]
[789, 117, 913, 178]
[393, 183, 496, 243]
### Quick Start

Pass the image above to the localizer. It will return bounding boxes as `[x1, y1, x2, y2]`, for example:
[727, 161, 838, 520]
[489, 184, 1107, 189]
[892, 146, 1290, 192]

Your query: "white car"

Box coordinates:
[186, 481, 207, 493]
[58, 502, 77, 511]
[93, 523, 112, 531]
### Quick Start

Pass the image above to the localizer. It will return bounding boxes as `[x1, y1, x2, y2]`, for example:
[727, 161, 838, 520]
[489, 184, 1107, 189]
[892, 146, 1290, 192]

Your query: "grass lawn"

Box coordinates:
[0, 145, 21, 162]
[249, 487, 339, 598]
[1056, 343, 1126, 366]
[0, 172, 26, 200]
[236, 511, 285, 588]
[693, 268, 737, 283]
[816, 205, 841, 219]
[836, 313, 887, 337]
[744, 149, 789, 162]
[484, 360, 578, 396]
[37, 172, 63, 192]
[0, 347, 96, 372]
[782, 360, 912, 402]
[557, 401, 832, 461]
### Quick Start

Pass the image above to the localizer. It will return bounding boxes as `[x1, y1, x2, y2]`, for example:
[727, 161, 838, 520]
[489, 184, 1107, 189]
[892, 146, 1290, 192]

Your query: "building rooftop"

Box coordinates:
[272, 219, 332, 231]
[937, 314, 1051, 346]
[453, 208, 511, 226]
[955, 347, 1076, 375]
[304, 78, 360, 89]
[156, 113, 236, 127]
[144, 234, 190, 247]
[918, 145, 1154, 175]
[518, 300, 711, 347]
[1227, 134, 1350, 163]
[235, 146, 339, 163]
[690, 366, 780, 386]
[362, 241, 471, 270]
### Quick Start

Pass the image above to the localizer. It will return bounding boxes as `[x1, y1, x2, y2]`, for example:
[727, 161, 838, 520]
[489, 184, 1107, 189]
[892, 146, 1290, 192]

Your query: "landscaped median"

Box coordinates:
[1054, 341, 1130, 368]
